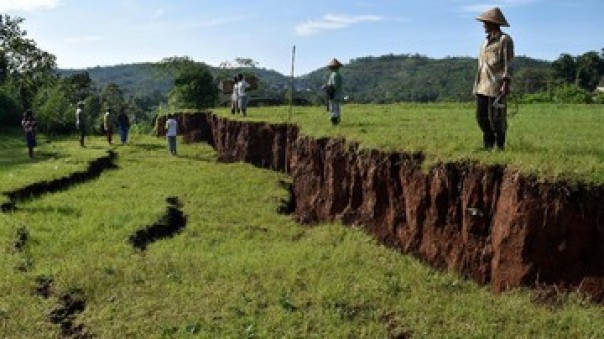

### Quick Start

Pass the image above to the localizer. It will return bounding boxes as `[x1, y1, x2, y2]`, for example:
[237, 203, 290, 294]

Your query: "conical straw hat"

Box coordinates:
[327, 58, 343, 68]
[476, 7, 510, 27]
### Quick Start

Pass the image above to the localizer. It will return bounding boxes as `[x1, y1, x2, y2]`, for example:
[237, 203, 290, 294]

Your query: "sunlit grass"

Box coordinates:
[1, 114, 604, 337]
[215, 102, 604, 183]
[0, 132, 108, 192]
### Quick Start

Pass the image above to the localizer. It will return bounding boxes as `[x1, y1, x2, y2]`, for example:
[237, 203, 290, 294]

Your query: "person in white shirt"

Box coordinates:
[103, 108, 114, 145]
[165, 114, 178, 156]
[236, 73, 250, 117]
[75, 101, 86, 147]
[230, 76, 239, 114]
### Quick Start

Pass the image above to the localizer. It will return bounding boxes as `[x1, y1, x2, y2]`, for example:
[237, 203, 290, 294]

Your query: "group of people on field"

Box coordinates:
[75, 102, 131, 148]
[21, 7, 514, 159]
[21, 102, 131, 159]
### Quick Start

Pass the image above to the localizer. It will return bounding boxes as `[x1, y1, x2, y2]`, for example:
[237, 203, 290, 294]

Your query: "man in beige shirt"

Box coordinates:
[473, 7, 514, 150]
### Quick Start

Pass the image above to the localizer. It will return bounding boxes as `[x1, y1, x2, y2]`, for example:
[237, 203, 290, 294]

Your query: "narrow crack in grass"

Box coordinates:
[128, 196, 187, 251]
[1, 151, 118, 212]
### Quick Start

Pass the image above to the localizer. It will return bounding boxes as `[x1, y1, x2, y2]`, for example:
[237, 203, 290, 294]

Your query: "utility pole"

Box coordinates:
[288, 45, 296, 122]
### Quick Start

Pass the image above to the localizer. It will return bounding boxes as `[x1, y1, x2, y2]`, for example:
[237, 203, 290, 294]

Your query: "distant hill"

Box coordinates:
[58, 63, 291, 101]
[298, 54, 551, 103]
[58, 54, 552, 104]
[59, 63, 173, 99]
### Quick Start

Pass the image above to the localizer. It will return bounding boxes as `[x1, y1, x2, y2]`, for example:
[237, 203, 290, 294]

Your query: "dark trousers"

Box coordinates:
[476, 95, 507, 149]
[78, 126, 86, 147]
[119, 126, 129, 144]
[106, 127, 113, 145]
[167, 136, 177, 155]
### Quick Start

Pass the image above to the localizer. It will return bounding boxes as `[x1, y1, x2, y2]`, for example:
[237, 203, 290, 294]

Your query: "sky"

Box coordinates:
[1, 0, 602, 75]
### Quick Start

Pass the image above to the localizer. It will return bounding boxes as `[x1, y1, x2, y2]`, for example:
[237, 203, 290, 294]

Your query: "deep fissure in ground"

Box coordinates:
[157, 111, 604, 303]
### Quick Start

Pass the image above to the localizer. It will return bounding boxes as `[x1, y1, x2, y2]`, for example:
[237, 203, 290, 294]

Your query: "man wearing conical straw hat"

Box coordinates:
[473, 7, 514, 150]
[323, 58, 344, 125]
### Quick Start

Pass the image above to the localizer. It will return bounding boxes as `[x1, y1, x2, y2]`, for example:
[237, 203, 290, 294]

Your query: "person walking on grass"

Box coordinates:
[323, 58, 344, 125]
[75, 101, 86, 147]
[21, 109, 37, 159]
[236, 73, 250, 117]
[473, 7, 515, 150]
[165, 114, 178, 156]
[103, 108, 114, 145]
[117, 108, 130, 145]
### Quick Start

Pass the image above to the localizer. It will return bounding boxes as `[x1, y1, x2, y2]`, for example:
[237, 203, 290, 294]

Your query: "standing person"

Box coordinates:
[165, 114, 178, 156]
[103, 108, 114, 145]
[230, 76, 239, 114]
[117, 108, 130, 145]
[236, 73, 250, 117]
[21, 109, 37, 159]
[473, 7, 514, 150]
[75, 101, 86, 147]
[323, 58, 344, 125]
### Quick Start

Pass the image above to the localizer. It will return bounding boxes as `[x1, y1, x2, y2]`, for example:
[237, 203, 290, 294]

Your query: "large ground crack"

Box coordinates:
[1, 151, 118, 212]
[129, 196, 187, 251]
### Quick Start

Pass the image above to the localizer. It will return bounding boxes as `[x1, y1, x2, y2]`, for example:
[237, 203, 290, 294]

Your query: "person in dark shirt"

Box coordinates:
[117, 108, 131, 145]
[21, 109, 37, 158]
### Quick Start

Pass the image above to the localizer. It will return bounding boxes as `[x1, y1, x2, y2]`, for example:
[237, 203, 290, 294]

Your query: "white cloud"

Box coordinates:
[0, 0, 61, 11]
[296, 14, 383, 36]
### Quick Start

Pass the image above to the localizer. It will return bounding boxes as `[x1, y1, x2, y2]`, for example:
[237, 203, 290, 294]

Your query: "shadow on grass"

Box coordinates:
[0, 149, 66, 168]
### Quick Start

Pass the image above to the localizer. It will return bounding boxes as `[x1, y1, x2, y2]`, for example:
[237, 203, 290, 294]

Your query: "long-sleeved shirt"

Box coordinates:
[327, 70, 343, 100]
[473, 31, 514, 98]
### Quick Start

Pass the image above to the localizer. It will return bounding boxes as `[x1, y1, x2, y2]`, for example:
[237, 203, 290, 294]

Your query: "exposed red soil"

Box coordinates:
[157, 112, 604, 302]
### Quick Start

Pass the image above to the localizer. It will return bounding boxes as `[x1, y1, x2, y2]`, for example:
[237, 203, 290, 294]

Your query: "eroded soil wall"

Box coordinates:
[158, 112, 604, 301]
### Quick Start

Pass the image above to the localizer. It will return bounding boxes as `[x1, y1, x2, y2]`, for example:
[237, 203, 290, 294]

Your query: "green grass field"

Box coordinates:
[1, 104, 604, 337]
[212, 102, 604, 184]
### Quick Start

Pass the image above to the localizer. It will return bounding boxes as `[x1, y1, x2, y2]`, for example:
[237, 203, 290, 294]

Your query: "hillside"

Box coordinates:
[299, 54, 551, 103]
[58, 54, 552, 104]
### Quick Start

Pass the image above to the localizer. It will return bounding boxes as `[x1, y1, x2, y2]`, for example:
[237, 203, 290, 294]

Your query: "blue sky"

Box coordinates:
[2, 0, 602, 75]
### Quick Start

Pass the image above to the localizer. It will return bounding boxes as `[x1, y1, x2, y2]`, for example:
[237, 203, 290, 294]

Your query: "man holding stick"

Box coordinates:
[473, 7, 514, 150]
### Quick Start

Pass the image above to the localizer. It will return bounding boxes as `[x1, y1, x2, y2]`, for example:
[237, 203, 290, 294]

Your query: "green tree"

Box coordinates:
[575, 51, 603, 92]
[62, 72, 93, 103]
[158, 56, 218, 109]
[0, 14, 57, 107]
[551, 53, 576, 84]
[32, 83, 73, 135]
[514, 68, 551, 94]
[100, 83, 126, 111]
[0, 83, 22, 126]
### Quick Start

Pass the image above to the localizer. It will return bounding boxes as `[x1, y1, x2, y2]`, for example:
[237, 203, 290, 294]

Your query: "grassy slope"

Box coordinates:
[1, 119, 603, 337]
[214, 103, 604, 184]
